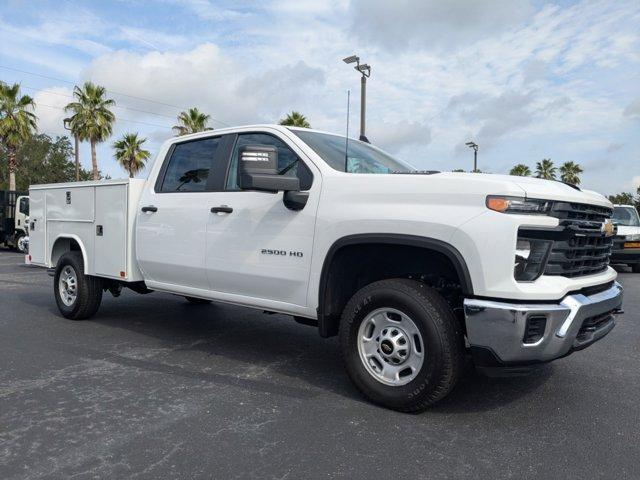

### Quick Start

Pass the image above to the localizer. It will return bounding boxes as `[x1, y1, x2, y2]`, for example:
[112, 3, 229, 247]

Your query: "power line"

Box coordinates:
[21, 85, 179, 121]
[0, 64, 231, 127]
[36, 103, 173, 129]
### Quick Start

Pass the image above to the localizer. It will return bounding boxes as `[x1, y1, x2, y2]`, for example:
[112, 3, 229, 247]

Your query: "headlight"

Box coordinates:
[487, 196, 552, 215]
[514, 238, 552, 281]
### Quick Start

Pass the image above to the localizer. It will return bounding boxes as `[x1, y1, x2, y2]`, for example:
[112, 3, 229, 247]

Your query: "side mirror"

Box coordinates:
[238, 145, 300, 192]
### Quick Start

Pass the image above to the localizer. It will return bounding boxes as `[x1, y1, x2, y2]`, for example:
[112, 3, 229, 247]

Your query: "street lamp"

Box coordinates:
[465, 141, 478, 172]
[343, 54, 371, 142]
[63, 118, 80, 181]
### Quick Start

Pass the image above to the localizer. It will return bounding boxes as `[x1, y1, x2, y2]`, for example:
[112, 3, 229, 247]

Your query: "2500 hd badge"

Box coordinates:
[261, 249, 303, 258]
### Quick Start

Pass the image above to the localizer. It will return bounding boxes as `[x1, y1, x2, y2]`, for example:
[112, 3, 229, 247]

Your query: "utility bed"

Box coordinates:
[29, 179, 145, 281]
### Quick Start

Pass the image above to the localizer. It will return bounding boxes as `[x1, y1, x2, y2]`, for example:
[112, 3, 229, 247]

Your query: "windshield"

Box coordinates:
[612, 206, 640, 226]
[291, 130, 415, 174]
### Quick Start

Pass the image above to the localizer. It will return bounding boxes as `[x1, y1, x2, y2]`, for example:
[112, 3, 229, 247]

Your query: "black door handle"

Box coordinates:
[141, 206, 158, 213]
[211, 206, 233, 214]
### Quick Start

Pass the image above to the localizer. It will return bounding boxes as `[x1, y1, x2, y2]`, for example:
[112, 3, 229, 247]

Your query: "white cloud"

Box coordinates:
[624, 99, 640, 119]
[32, 87, 74, 136]
[349, 0, 533, 51]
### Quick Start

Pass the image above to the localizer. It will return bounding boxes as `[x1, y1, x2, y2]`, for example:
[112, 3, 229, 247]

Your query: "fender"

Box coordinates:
[317, 233, 474, 337]
[50, 234, 89, 274]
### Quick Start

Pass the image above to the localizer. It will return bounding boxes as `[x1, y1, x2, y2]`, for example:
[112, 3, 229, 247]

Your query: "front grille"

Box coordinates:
[544, 202, 613, 278]
[612, 235, 626, 251]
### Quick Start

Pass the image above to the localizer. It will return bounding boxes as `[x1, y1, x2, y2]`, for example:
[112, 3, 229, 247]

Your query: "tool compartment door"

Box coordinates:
[28, 189, 46, 264]
[94, 184, 127, 278]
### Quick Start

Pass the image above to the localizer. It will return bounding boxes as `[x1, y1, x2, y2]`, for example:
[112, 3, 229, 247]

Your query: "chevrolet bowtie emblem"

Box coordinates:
[601, 219, 615, 237]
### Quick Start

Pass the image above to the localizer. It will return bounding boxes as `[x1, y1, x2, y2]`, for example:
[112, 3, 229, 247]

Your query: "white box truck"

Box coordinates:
[28, 125, 623, 411]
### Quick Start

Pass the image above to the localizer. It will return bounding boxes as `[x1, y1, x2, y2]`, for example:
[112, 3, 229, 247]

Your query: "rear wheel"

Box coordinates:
[54, 252, 103, 320]
[632, 264, 640, 273]
[184, 296, 212, 305]
[339, 278, 464, 412]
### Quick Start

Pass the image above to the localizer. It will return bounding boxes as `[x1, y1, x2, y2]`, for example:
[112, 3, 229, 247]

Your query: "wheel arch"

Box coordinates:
[51, 235, 89, 274]
[317, 234, 473, 337]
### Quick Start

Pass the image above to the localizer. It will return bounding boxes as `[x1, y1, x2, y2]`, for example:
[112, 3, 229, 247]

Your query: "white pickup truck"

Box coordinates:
[28, 125, 623, 411]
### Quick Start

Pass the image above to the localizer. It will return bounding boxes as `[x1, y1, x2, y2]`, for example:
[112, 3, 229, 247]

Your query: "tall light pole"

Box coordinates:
[343, 55, 371, 143]
[63, 118, 80, 181]
[466, 141, 478, 172]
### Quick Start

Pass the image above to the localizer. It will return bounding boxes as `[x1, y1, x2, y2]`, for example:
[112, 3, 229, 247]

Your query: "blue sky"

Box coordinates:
[1, 0, 638, 195]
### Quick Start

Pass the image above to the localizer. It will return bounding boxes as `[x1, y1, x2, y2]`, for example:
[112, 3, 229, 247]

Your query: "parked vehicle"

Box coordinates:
[28, 125, 623, 411]
[611, 204, 640, 273]
[0, 190, 29, 253]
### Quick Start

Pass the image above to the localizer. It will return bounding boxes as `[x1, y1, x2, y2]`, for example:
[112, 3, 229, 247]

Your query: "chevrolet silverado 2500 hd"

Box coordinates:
[28, 125, 623, 411]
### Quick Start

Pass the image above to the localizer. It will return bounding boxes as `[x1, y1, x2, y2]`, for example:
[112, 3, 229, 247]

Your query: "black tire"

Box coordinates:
[14, 232, 26, 253]
[54, 251, 103, 320]
[631, 264, 640, 273]
[184, 296, 212, 305]
[339, 278, 464, 412]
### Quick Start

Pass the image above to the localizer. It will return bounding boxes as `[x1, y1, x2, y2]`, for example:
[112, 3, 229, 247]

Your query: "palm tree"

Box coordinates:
[279, 111, 311, 128]
[559, 161, 583, 185]
[113, 133, 150, 178]
[172, 108, 212, 136]
[535, 158, 556, 180]
[0, 83, 37, 190]
[510, 164, 531, 176]
[64, 82, 116, 180]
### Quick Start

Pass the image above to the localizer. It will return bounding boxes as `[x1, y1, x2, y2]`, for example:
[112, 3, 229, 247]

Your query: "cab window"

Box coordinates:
[159, 137, 221, 192]
[225, 133, 313, 191]
[19, 197, 29, 215]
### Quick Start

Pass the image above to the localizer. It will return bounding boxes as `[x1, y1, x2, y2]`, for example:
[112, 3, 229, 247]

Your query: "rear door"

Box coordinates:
[136, 135, 229, 291]
[204, 131, 320, 308]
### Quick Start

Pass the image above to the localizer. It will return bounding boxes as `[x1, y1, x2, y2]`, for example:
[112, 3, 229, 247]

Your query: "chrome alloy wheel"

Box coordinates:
[59, 265, 78, 307]
[357, 307, 425, 386]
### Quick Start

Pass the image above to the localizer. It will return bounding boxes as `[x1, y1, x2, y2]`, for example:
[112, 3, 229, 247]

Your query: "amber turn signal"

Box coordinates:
[487, 197, 510, 212]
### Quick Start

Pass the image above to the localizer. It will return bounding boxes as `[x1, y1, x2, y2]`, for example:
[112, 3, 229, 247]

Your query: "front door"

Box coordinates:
[205, 131, 320, 308]
[136, 135, 228, 291]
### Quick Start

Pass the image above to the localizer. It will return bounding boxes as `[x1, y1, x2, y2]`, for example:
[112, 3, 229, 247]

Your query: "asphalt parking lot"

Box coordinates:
[1, 250, 638, 479]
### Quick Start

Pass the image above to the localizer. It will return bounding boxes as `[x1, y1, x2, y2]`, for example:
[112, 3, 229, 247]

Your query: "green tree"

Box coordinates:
[279, 111, 311, 128]
[113, 133, 150, 178]
[0, 134, 94, 190]
[608, 192, 636, 206]
[64, 81, 116, 180]
[172, 107, 212, 136]
[535, 158, 556, 180]
[510, 164, 531, 176]
[0, 82, 37, 190]
[559, 161, 583, 185]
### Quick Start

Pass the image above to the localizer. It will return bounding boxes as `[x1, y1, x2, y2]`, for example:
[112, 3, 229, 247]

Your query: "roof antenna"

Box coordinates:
[345, 89, 350, 173]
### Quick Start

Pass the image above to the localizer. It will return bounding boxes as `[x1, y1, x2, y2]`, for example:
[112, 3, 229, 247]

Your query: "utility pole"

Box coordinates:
[63, 118, 80, 181]
[343, 55, 371, 142]
[466, 141, 478, 172]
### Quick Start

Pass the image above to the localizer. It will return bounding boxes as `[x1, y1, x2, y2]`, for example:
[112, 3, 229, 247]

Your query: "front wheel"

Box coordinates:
[54, 252, 103, 320]
[15, 233, 27, 253]
[339, 279, 464, 412]
[631, 264, 640, 273]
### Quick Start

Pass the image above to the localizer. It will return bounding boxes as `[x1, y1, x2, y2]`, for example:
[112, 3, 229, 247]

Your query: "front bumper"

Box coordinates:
[463, 281, 623, 367]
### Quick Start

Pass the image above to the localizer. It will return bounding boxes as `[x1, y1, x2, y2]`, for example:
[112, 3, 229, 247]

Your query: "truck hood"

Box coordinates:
[439, 172, 611, 208]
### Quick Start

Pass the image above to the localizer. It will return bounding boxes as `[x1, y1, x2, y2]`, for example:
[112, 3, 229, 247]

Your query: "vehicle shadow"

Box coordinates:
[41, 290, 553, 414]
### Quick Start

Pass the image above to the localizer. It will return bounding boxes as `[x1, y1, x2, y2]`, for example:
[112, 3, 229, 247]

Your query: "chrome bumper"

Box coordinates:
[464, 282, 623, 366]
